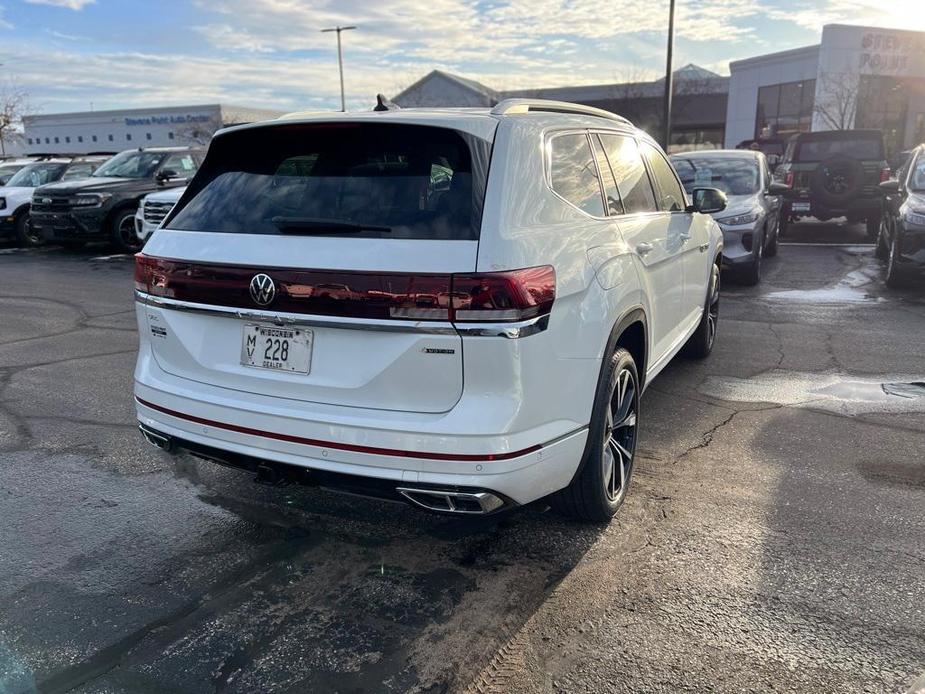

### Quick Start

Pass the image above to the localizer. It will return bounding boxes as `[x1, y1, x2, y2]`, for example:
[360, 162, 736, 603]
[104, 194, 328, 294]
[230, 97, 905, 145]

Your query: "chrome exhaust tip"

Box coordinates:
[138, 424, 174, 453]
[396, 487, 506, 515]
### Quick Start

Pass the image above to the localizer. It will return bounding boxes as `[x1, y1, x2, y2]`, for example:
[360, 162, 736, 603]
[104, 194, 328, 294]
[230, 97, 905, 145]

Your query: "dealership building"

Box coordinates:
[725, 24, 925, 153]
[22, 103, 283, 154]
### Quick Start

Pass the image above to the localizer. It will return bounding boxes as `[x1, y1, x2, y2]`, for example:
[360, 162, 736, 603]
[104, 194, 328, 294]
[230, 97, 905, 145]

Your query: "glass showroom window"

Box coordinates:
[755, 80, 815, 139]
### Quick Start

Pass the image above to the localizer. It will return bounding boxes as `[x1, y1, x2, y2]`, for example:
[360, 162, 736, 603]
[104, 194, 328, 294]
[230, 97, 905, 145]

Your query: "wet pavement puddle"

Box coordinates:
[701, 370, 925, 415]
[764, 269, 885, 305]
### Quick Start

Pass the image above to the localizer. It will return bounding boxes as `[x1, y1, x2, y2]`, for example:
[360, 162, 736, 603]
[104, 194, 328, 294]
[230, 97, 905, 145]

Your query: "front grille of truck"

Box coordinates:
[31, 196, 71, 213]
[143, 201, 174, 225]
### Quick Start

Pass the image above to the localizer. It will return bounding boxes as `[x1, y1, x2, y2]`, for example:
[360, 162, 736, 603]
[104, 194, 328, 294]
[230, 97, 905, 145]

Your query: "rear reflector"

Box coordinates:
[135, 255, 555, 324]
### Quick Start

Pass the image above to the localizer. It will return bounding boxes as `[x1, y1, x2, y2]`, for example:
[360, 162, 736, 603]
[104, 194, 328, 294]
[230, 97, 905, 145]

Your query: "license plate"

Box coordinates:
[792, 202, 811, 212]
[240, 324, 312, 374]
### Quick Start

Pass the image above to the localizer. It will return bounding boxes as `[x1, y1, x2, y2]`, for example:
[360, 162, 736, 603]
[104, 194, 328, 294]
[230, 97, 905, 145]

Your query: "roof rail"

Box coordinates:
[490, 98, 632, 125]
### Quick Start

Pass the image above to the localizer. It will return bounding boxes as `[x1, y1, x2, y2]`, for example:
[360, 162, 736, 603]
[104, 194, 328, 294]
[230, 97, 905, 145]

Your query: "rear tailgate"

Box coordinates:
[137, 120, 493, 414]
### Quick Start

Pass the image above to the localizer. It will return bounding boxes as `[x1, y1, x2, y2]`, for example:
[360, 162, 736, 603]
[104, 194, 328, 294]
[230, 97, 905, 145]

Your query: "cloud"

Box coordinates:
[0, 5, 11, 29]
[766, 0, 925, 33]
[25, 0, 95, 9]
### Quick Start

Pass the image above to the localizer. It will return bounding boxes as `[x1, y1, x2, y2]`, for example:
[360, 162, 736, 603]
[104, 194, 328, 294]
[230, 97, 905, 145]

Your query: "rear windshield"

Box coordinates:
[167, 123, 492, 240]
[795, 136, 884, 162]
[672, 157, 760, 196]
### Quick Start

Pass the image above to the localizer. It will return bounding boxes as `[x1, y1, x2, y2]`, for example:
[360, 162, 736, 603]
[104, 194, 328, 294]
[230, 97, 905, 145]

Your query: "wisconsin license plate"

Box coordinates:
[240, 324, 312, 374]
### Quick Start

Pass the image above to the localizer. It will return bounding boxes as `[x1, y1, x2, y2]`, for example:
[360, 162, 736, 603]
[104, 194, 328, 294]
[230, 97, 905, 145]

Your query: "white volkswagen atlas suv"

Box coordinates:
[133, 98, 726, 522]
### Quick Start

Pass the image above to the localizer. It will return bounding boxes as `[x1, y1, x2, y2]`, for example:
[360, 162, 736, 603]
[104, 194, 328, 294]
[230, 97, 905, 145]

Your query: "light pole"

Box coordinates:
[321, 25, 356, 112]
[662, 0, 676, 151]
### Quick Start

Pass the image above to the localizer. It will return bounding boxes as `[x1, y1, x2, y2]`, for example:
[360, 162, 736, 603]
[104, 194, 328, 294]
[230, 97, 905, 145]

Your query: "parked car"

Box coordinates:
[30, 147, 203, 252]
[0, 158, 36, 186]
[774, 129, 889, 238]
[672, 150, 788, 285]
[736, 137, 785, 170]
[135, 186, 186, 246]
[877, 143, 925, 287]
[0, 156, 109, 246]
[133, 99, 726, 523]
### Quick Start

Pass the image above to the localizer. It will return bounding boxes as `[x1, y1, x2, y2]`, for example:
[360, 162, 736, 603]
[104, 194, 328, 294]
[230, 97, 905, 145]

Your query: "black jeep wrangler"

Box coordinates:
[774, 130, 889, 238]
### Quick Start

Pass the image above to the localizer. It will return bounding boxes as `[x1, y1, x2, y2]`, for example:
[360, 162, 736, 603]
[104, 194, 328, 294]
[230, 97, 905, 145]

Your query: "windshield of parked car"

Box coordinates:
[92, 151, 166, 179]
[672, 156, 760, 196]
[795, 136, 883, 162]
[911, 155, 925, 192]
[0, 164, 25, 185]
[6, 163, 67, 188]
[167, 123, 490, 240]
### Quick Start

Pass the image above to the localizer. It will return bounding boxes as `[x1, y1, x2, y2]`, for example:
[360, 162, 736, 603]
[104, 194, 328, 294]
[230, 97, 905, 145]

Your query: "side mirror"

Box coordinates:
[767, 154, 781, 170]
[768, 182, 791, 197]
[688, 187, 727, 214]
[878, 179, 900, 194]
[157, 169, 178, 182]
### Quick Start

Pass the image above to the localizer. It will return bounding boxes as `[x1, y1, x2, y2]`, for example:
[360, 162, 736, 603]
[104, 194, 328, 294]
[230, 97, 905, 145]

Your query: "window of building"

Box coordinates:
[78, 135, 83, 143]
[168, 132, 174, 140]
[54, 137, 60, 144]
[108, 134, 114, 142]
[126, 133, 132, 141]
[27, 138, 32, 145]
[755, 79, 815, 139]
[146, 132, 152, 140]
[548, 132, 605, 217]
[92, 135, 97, 143]
[45, 137, 50, 144]
[65, 136, 71, 144]
[598, 134, 657, 215]
[856, 75, 909, 157]
[640, 142, 686, 212]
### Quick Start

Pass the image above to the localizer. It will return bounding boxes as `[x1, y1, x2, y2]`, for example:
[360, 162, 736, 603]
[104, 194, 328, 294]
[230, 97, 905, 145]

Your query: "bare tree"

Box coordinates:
[813, 72, 861, 131]
[173, 115, 225, 146]
[0, 82, 29, 157]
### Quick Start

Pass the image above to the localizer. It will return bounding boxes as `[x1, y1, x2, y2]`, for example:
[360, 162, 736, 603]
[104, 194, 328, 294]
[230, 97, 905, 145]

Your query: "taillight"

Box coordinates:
[134, 257, 556, 325]
[880, 167, 891, 183]
[451, 266, 556, 322]
[784, 171, 794, 188]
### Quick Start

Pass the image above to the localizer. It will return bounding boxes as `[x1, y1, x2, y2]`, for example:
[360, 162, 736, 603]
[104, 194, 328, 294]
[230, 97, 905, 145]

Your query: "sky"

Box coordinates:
[1, 0, 924, 116]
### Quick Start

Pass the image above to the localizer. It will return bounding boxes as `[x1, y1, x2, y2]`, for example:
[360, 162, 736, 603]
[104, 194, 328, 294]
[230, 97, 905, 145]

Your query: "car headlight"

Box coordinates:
[715, 211, 760, 226]
[71, 193, 111, 208]
[903, 209, 925, 227]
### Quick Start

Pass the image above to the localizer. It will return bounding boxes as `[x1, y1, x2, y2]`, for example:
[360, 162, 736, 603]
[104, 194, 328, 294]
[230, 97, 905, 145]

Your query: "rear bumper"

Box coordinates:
[134, 388, 588, 507]
[785, 197, 880, 220]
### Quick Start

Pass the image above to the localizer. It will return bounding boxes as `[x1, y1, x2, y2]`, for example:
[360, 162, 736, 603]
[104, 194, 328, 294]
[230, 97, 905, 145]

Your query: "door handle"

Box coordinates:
[699, 243, 709, 252]
[636, 242, 654, 256]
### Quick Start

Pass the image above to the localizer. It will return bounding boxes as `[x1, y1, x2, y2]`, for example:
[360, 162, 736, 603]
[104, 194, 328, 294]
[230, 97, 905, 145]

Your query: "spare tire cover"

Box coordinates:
[810, 155, 864, 207]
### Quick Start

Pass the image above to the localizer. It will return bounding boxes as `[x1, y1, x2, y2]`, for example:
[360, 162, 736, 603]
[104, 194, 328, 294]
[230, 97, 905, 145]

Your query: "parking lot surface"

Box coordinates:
[0, 223, 923, 693]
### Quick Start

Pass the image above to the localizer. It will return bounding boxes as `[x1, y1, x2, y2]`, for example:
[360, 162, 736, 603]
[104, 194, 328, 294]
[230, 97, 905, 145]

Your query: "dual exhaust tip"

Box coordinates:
[138, 424, 508, 515]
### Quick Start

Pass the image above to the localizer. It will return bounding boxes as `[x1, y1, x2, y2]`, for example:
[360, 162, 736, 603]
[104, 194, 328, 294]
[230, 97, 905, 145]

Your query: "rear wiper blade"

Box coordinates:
[271, 216, 391, 234]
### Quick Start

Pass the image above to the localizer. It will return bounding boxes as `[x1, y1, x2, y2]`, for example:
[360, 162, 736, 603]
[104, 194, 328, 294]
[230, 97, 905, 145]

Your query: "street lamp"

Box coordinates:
[321, 25, 357, 112]
[662, 0, 676, 151]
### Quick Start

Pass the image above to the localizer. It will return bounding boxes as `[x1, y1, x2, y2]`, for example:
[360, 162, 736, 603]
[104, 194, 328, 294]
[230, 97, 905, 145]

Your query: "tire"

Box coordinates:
[13, 212, 44, 248]
[110, 208, 143, 253]
[885, 234, 907, 288]
[551, 347, 639, 523]
[865, 216, 880, 240]
[739, 234, 763, 286]
[809, 156, 864, 208]
[875, 217, 889, 260]
[682, 261, 720, 359]
[765, 219, 779, 258]
[778, 213, 790, 239]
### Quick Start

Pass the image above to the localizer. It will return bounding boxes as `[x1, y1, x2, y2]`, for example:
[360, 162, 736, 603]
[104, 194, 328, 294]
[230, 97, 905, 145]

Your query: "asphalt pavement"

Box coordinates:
[0, 220, 923, 693]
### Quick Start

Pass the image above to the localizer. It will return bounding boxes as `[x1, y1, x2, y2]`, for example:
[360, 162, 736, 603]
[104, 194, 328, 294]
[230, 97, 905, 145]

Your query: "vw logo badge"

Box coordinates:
[249, 273, 276, 307]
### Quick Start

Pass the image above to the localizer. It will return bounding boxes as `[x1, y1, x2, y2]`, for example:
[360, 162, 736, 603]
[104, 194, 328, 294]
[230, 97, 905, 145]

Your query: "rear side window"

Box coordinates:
[795, 135, 884, 162]
[549, 132, 605, 217]
[599, 134, 656, 214]
[640, 142, 686, 212]
[167, 124, 490, 240]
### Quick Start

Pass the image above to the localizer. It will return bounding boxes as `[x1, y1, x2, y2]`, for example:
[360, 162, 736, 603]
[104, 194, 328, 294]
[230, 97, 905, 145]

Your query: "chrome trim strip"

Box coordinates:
[135, 291, 458, 335]
[136, 291, 551, 338]
[454, 314, 550, 338]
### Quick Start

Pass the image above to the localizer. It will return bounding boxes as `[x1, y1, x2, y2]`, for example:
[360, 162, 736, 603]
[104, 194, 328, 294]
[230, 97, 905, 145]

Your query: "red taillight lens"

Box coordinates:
[784, 171, 794, 188]
[880, 167, 891, 183]
[451, 266, 556, 322]
[134, 257, 555, 324]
